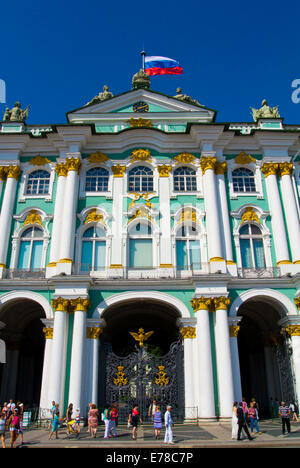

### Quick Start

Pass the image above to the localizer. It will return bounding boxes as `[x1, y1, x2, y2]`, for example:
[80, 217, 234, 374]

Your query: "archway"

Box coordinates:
[0, 298, 46, 407]
[98, 297, 184, 421]
[237, 296, 294, 417]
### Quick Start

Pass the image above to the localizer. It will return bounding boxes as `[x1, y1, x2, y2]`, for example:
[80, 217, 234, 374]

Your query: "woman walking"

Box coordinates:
[128, 404, 143, 440]
[89, 404, 99, 438]
[153, 405, 162, 439]
[248, 401, 262, 435]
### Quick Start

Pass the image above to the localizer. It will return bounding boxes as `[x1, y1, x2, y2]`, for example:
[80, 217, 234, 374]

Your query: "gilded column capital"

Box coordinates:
[213, 296, 231, 310]
[43, 327, 53, 339]
[157, 165, 172, 177]
[200, 156, 217, 174]
[70, 297, 90, 312]
[294, 297, 300, 310]
[215, 161, 227, 175]
[55, 162, 68, 177]
[229, 325, 240, 337]
[278, 162, 293, 177]
[191, 296, 214, 312]
[112, 164, 126, 178]
[51, 297, 70, 312]
[261, 162, 278, 178]
[285, 325, 300, 337]
[6, 165, 21, 180]
[180, 326, 196, 339]
[0, 167, 8, 181]
[66, 157, 82, 175]
[86, 327, 103, 339]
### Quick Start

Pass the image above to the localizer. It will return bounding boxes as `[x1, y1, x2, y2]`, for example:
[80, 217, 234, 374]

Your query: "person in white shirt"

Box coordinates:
[164, 405, 174, 444]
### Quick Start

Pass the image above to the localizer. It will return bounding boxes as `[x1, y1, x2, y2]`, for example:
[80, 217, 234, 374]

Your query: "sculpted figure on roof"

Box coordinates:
[174, 87, 201, 106]
[86, 85, 114, 105]
[251, 99, 280, 122]
[2, 101, 29, 122]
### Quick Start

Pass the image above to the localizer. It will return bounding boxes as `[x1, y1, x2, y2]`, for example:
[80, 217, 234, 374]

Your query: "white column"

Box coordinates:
[285, 319, 300, 406]
[47, 163, 67, 276]
[0, 166, 21, 276]
[191, 297, 216, 419]
[279, 164, 300, 263]
[158, 166, 172, 268]
[85, 325, 103, 412]
[229, 319, 242, 402]
[201, 156, 225, 273]
[110, 165, 125, 270]
[216, 163, 234, 263]
[214, 297, 234, 418]
[261, 163, 290, 265]
[48, 300, 68, 406]
[68, 298, 89, 412]
[58, 156, 81, 274]
[179, 321, 197, 420]
[39, 323, 54, 414]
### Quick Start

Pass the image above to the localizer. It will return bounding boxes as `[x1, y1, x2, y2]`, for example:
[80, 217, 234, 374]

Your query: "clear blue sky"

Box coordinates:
[1, 0, 300, 125]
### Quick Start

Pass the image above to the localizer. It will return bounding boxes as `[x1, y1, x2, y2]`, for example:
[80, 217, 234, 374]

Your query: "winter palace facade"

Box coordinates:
[0, 70, 300, 421]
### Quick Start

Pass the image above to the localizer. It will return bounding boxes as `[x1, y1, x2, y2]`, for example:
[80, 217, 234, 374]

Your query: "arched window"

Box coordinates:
[85, 167, 109, 192]
[128, 221, 153, 268]
[173, 166, 197, 192]
[239, 223, 265, 269]
[176, 224, 201, 270]
[26, 170, 50, 195]
[232, 168, 256, 193]
[128, 166, 153, 192]
[18, 227, 44, 270]
[81, 226, 106, 272]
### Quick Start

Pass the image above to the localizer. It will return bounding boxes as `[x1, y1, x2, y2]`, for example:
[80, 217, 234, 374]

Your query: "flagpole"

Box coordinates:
[141, 50, 146, 71]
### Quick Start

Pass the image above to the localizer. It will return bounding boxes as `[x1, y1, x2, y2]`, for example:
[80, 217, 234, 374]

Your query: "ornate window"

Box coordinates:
[85, 167, 109, 192]
[128, 166, 153, 192]
[128, 221, 153, 268]
[176, 224, 201, 270]
[232, 168, 256, 193]
[26, 170, 51, 195]
[239, 223, 265, 269]
[173, 166, 197, 192]
[18, 227, 44, 270]
[81, 226, 106, 272]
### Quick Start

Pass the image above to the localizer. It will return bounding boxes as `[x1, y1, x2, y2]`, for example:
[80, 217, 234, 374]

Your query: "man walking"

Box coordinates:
[279, 401, 291, 435]
[164, 405, 174, 444]
[237, 402, 253, 441]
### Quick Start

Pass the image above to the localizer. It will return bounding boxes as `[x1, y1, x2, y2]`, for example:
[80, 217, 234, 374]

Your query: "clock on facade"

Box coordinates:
[133, 101, 149, 113]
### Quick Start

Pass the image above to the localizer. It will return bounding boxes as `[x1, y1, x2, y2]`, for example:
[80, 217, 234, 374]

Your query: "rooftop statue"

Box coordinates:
[2, 101, 29, 122]
[132, 69, 151, 89]
[251, 99, 280, 122]
[86, 85, 114, 106]
[174, 87, 201, 106]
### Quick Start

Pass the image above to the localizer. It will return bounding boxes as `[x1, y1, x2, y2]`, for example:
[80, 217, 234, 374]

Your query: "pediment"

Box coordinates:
[67, 88, 216, 130]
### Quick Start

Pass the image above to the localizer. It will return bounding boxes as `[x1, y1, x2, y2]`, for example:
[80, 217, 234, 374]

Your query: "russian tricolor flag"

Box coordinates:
[145, 56, 183, 76]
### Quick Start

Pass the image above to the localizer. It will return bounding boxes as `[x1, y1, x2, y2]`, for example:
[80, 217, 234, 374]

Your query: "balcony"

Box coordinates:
[237, 267, 280, 278]
[7, 268, 46, 279]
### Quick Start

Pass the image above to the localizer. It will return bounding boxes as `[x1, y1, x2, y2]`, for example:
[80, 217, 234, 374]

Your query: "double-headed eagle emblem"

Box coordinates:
[129, 328, 154, 347]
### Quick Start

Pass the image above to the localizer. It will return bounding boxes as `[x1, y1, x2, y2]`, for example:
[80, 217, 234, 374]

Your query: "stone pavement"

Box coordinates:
[2, 419, 300, 449]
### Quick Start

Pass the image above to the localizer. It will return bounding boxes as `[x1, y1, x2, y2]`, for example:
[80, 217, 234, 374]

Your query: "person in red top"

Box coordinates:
[248, 401, 262, 435]
[128, 404, 143, 440]
[110, 405, 119, 437]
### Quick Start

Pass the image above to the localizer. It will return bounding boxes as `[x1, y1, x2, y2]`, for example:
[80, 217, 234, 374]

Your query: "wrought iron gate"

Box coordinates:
[102, 338, 184, 422]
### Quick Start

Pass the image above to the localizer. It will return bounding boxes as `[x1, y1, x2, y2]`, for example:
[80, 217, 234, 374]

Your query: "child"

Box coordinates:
[74, 409, 81, 439]
[0, 413, 6, 448]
